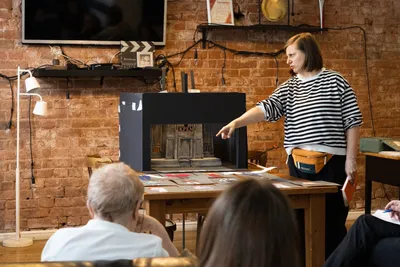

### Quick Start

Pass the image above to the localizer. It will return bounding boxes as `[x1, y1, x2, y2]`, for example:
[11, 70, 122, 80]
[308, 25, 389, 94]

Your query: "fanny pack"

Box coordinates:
[291, 148, 333, 174]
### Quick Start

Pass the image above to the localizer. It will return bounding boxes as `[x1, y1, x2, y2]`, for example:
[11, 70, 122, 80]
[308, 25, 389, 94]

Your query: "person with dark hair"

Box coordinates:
[198, 179, 300, 267]
[41, 163, 178, 261]
[217, 32, 363, 259]
[324, 200, 400, 267]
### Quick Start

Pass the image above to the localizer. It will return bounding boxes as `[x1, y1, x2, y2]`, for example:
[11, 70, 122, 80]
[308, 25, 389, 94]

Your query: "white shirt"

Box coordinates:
[41, 219, 169, 261]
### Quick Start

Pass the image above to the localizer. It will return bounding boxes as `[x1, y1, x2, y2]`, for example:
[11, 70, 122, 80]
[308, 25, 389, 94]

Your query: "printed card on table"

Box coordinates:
[144, 186, 186, 194]
[139, 175, 177, 187]
[170, 177, 215, 185]
[163, 173, 215, 185]
[210, 177, 240, 185]
[180, 184, 226, 192]
[163, 173, 192, 178]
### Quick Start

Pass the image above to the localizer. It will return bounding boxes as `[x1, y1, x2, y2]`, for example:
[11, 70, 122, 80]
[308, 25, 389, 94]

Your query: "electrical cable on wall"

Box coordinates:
[157, 38, 285, 91]
[1, 73, 18, 130]
[221, 49, 227, 85]
[66, 77, 71, 100]
[274, 57, 279, 87]
[28, 97, 36, 185]
[324, 25, 375, 137]
[155, 54, 177, 91]
[0, 25, 376, 195]
[7, 79, 14, 130]
[171, 25, 375, 139]
[161, 25, 391, 207]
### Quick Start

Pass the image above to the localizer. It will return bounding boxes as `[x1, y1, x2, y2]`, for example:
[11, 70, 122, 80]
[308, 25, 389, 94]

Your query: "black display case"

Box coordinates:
[119, 92, 248, 172]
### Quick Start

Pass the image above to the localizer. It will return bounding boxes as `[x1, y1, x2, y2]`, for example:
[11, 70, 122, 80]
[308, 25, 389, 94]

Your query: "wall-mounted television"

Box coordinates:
[22, 0, 167, 46]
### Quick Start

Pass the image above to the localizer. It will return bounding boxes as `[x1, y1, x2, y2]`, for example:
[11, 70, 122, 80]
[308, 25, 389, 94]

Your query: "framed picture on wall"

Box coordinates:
[137, 52, 154, 68]
[206, 0, 234, 25]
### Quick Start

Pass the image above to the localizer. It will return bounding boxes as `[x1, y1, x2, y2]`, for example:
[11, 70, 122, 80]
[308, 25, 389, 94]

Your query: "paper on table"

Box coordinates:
[273, 182, 301, 189]
[373, 210, 400, 226]
[290, 180, 340, 187]
[221, 166, 277, 175]
[145, 174, 168, 179]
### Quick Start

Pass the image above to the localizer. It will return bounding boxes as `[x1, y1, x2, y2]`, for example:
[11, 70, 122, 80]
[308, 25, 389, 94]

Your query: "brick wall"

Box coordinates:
[0, 0, 399, 231]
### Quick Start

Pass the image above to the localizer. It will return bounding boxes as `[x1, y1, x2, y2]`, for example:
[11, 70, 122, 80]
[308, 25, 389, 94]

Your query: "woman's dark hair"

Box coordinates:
[285, 32, 323, 75]
[198, 179, 300, 267]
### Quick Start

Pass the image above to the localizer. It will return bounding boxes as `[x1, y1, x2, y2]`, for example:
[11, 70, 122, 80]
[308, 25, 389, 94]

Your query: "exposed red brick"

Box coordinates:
[0, 0, 398, 232]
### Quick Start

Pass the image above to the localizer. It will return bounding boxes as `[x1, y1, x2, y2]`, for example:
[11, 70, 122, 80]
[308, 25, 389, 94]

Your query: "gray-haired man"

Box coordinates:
[42, 163, 178, 261]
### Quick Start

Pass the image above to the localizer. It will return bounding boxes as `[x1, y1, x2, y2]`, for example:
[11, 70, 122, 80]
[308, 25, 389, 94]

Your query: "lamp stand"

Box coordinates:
[2, 238, 33, 248]
[2, 67, 33, 248]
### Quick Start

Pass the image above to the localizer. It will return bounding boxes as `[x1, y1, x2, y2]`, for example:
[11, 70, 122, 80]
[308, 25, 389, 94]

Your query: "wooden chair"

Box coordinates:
[86, 154, 113, 178]
[248, 145, 279, 167]
[196, 213, 206, 248]
[248, 150, 268, 166]
[0, 257, 198, 267]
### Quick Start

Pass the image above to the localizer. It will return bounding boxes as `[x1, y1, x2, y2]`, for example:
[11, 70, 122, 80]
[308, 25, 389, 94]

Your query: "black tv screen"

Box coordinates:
[22, 0, 167, 46]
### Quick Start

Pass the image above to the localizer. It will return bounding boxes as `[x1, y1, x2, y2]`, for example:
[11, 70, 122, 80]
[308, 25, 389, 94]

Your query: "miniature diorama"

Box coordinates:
[119, 92, 247, 172]
[150, 124, 222, 169]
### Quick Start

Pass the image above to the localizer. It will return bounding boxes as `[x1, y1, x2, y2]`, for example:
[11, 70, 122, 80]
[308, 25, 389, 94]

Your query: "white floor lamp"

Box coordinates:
[2, 67, 47, 248]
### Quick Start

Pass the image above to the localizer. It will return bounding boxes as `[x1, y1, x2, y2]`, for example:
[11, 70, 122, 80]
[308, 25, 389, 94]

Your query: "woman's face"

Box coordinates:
[286, 43, 306, 75]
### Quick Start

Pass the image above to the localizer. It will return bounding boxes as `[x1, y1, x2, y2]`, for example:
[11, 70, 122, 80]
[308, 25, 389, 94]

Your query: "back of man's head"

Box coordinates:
[87, 163, 144, 221]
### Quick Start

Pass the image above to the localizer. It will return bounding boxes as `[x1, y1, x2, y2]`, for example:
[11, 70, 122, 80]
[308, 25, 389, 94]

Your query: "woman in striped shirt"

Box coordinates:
[217, 32, 363, 260]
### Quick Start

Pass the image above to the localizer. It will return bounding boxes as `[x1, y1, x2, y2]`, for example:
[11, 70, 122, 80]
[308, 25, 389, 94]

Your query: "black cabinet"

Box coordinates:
[119, 92, 248, 172]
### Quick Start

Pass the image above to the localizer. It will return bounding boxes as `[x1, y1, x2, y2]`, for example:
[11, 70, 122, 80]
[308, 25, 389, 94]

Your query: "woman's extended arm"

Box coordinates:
[216, 107, 265, 139]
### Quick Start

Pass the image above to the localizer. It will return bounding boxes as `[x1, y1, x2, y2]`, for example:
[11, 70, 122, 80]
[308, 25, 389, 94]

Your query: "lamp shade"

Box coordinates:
[33, 101, 48, 116]
[25, 77, 41, 92]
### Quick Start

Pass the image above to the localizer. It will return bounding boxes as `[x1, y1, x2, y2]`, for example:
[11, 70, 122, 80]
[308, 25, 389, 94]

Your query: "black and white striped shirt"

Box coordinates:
[256, 69, 363, 155]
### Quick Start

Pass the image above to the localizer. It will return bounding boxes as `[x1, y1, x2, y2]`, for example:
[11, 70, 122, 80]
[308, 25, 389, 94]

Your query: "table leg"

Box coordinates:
[304, 194, 326, 267]
[365, 156, 372, 214]
[144, 200, 166, 227]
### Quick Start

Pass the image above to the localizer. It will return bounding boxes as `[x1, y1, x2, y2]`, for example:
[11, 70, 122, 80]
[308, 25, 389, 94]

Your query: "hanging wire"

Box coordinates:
[325, 25, 375, 137]
[28, 97, 35, 185]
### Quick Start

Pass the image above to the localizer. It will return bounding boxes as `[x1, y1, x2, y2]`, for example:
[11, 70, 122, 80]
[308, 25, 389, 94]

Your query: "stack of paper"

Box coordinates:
[373, 210, 400, 225]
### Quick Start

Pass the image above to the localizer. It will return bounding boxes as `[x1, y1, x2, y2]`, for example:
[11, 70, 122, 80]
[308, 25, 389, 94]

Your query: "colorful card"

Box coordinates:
[210, 177, 240, 184]
[180, 185, 225, 192]
[163, 173, 192, 178]
[170, 176, 215, 185]
[144, 186, 186, 194]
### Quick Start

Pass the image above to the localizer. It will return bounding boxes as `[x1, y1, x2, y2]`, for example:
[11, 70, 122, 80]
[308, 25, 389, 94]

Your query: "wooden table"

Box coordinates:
[143, 175, 337, 267]
[364, 152, 400, 214]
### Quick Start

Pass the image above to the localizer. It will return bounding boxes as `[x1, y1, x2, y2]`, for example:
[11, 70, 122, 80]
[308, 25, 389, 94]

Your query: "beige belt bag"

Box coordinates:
[292, 148, 333, 174]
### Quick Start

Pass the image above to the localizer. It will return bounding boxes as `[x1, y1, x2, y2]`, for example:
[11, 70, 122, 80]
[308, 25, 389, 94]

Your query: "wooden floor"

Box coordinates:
[0, 230, 198, 263]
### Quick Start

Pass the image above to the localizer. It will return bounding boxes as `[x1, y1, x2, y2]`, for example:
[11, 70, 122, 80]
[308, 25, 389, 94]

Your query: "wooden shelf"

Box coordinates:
[32, 68, 162, 98]
[33, 68, 162, 78]
[197, 24, 325, 32]
[197, 24, 327, 48]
